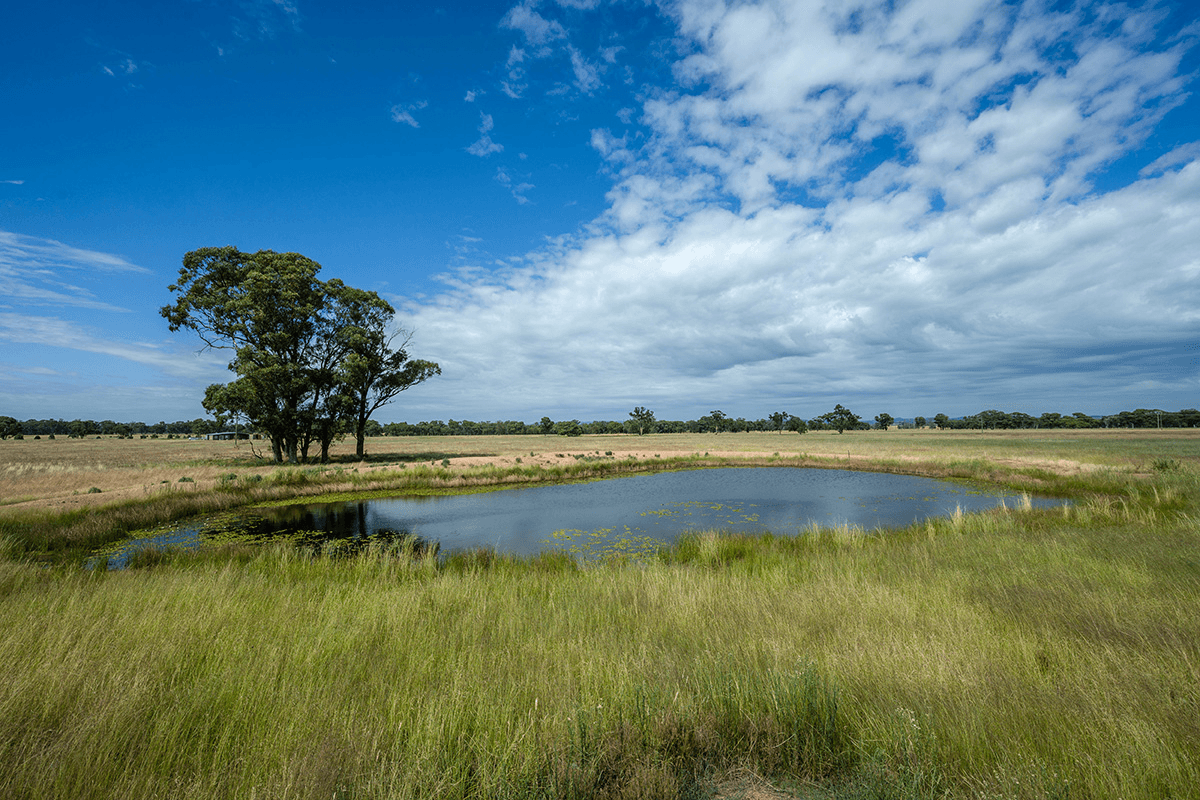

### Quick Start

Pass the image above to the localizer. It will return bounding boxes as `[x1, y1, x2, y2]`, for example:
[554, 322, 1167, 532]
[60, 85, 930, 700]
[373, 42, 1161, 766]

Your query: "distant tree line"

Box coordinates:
[0, 417, 230, 439]
[2, 406, 1195, 443]
[918, 408, 1200, 430]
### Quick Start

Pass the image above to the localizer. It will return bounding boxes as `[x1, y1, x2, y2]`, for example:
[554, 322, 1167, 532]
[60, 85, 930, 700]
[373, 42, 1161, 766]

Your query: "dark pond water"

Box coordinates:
[100, 467, 1061, 567]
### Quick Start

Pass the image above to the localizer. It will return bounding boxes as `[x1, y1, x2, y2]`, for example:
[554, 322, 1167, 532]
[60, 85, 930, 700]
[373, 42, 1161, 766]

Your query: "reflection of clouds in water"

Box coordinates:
[97, 469, 1063, 567]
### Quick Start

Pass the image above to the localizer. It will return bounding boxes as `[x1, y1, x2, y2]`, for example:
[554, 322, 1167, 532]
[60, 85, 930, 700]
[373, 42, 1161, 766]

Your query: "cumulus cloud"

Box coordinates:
[466, 113, 504, 156]
[397, 0, 1200, 419]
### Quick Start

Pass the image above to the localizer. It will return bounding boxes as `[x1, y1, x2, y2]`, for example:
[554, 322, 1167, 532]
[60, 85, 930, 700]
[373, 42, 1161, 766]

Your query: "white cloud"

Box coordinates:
[502, 46, 528, 98]
[496, 2, 621, 99]
[0, 232, 230, 419]
[495, 168, 535, 204]
[394, 0, 1200, 419]
[500, 2, 568, 46]
[567, 45, 602, 94]
[0, 231, 150, 311]
[466, 113, 504, 156]
[390, 100, 428, 128]
[0, 313, 225, 380]
[1140, 142, 1200, 177]
[2, 180, 24, 185]
[101, 57, 139, 77]
[599, 45, 622, 65]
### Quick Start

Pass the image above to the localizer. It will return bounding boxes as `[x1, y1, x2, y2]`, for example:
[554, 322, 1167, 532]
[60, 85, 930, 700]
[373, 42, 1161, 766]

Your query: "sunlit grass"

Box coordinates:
[1, 433, 1199, 797]
[2, 465, 1199, 798]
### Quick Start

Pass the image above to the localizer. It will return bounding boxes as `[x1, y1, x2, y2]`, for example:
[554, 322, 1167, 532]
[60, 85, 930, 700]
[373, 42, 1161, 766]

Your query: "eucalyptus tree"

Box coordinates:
[819, 404, 861, 434]
[0, 416, 21, 439]
[628, 406, 656, 435]
[162, 246, 438, 463]
[326, 279, 440, 458]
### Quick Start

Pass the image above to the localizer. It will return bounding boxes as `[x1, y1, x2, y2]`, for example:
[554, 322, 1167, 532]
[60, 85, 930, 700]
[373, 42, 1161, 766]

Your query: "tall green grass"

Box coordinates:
[2, 466, 1198, 798]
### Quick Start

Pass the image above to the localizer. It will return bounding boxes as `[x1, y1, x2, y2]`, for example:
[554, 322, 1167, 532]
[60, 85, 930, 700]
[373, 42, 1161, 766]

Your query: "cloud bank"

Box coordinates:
[398, 0, 1200, 420]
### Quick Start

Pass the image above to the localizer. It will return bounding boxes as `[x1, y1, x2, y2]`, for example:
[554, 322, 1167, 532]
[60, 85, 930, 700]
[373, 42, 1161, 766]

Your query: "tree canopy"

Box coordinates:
[628, 406, 656, 435]
[819, 404, 862, 434]
[162, 246, 439, 463]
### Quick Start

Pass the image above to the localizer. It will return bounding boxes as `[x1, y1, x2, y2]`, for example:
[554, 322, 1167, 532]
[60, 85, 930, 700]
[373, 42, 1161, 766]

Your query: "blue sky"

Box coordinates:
[2, 0, 1198, 424]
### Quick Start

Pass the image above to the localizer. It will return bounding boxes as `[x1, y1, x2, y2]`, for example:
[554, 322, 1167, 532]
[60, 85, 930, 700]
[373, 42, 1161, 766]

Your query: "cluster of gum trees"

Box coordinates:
[162, 247, 439, 463]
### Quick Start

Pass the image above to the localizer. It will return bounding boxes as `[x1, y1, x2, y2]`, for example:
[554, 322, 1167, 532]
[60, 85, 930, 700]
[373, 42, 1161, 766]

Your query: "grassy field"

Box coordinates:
[1, 430, 1198, 798]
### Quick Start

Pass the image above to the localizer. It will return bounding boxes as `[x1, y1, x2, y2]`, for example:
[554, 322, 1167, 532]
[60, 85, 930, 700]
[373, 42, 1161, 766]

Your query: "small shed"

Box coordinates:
[204, 431, 250, 441]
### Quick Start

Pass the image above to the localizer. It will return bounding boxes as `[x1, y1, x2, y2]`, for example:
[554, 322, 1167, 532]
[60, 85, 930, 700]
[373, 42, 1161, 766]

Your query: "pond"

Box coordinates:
[99, 467, 1062, 567]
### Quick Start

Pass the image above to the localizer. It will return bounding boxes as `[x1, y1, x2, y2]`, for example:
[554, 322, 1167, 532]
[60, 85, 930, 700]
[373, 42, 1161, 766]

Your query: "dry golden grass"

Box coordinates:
[2, 428, 1196, 514]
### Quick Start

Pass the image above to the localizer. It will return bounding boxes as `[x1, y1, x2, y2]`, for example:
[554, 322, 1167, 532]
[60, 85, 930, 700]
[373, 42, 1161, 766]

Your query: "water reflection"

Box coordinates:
[101, 467, 1062, 567]
[197, 504, 437, 557]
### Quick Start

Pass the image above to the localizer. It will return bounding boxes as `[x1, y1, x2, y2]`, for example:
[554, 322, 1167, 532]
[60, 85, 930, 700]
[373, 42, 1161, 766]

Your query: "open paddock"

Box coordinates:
[3, 428, 1196, 513]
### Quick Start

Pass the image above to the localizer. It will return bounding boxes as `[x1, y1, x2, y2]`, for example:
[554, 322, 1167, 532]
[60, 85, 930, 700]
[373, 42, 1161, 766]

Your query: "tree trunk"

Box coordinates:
[355, 406, 368, 459]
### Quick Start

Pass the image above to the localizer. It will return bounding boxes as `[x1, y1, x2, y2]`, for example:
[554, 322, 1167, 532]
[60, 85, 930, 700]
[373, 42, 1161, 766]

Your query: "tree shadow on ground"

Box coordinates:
[327, 451, 498, 465]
